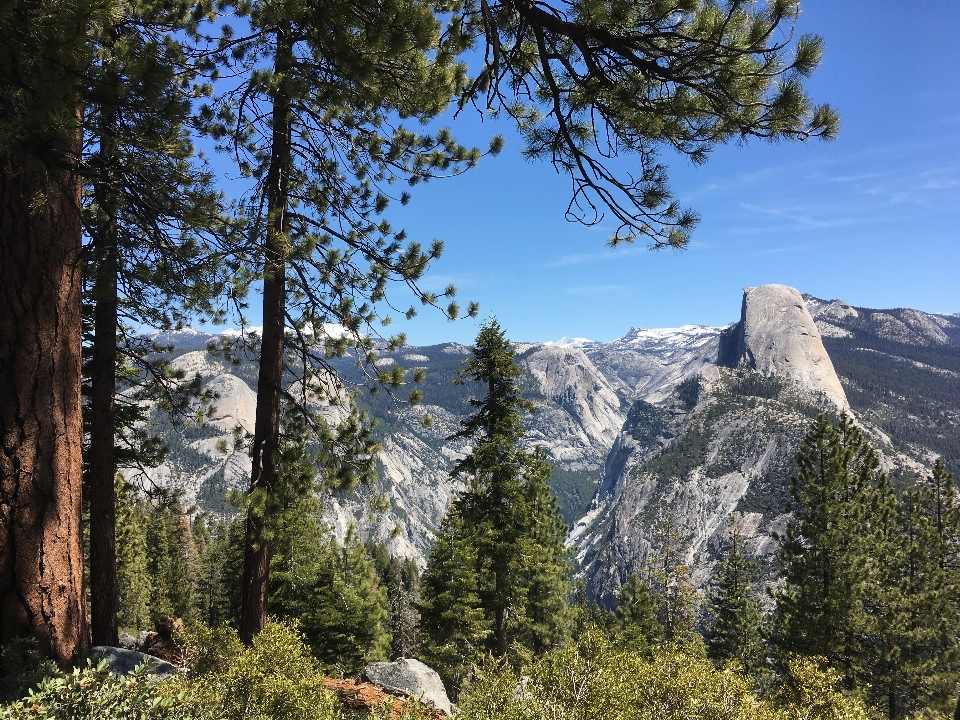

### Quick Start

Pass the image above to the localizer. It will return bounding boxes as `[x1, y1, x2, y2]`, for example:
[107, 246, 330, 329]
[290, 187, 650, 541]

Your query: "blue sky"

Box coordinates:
[218, 1, 960, 346]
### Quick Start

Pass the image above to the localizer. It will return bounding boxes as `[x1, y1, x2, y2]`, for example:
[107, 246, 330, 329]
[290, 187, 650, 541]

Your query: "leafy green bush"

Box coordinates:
[457, 626, 870, 720]
[0, 638, 58, 703]
[0, 659, 188, 719]
[172, 620, 338, 720]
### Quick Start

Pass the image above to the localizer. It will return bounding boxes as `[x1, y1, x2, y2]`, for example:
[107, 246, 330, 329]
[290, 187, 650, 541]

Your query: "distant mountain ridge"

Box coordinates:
[136, 287, 960, 599]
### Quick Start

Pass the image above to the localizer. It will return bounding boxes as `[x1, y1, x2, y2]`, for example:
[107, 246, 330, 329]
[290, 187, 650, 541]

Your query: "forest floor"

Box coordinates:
[322, 677, 446, 719]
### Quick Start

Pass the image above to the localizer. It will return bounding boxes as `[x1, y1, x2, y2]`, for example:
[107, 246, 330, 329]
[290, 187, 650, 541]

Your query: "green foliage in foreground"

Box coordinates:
[457, 628, 870, 720]
[0, 659, 186, 719]
[0, 622, 432, 720]
[0, 620, 881, 720]
[175, 621, 337, 720]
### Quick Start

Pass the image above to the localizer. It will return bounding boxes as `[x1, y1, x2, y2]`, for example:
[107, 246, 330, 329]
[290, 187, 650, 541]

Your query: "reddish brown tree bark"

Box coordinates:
[0, 153, 89, 666]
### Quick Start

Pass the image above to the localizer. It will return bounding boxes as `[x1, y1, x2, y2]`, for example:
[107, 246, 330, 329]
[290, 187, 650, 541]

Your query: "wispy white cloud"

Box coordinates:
[748, 245, 809, 257]
[565, 284, 627, 296]
[546, 244, 646, 267]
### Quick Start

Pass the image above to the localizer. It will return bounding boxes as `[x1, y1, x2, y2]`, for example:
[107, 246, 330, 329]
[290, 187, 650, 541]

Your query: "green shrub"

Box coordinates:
[0, 638, 58, 703]
[0, 659, 188, 719]
[171, 620, 338, 720]
[457, 626, 870, 720]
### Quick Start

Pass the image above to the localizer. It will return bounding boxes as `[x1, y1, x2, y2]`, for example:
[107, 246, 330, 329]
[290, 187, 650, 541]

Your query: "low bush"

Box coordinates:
[172, 620, 338, 720]
[0, 660, 187, 719]
[457, 627, 870, 720]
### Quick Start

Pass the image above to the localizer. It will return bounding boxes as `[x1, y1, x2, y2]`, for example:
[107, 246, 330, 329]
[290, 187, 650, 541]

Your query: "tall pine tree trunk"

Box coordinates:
[88, 139, 120, 645]
[0, 150, 89, 665]
[493, 560, 509, 656]
[239, 22, 292, 645]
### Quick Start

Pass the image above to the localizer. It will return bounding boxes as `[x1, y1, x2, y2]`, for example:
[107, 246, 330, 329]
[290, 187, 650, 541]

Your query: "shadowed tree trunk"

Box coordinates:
[88, 162, 120, 646]
[0, 151, 89, 666]
[238, 21, 292, 645]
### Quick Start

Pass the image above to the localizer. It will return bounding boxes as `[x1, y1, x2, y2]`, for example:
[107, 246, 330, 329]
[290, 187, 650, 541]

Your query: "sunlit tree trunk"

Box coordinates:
[0, 147, 89, 665]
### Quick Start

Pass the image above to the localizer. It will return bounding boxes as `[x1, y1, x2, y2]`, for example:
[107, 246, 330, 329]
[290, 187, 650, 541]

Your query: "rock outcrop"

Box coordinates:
[141, 285, 960, 598]
[91, 647, 178, 679]
[521, 344, 625, 466]
[362, 658, 452, 716]
[719, 284, 848, 412]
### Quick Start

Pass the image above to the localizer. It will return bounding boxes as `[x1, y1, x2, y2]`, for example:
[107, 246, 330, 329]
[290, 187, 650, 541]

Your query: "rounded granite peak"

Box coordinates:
[720, 284, 849, 412]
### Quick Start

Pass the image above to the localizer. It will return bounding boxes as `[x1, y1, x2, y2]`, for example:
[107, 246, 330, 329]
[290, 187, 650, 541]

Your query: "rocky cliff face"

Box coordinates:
[719, 285, 848, 412]
[141, 286, 960, 583]
[574, 285, 951, 603]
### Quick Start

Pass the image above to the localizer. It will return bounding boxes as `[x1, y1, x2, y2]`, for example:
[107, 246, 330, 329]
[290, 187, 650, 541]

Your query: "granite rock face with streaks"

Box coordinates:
[137, 285, 960, 593]
[719, 285, 848, 412]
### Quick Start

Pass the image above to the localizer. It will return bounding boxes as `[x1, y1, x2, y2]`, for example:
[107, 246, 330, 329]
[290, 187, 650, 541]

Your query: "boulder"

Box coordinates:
[91, 647, 177, 680]
[361, 658, 452, 716]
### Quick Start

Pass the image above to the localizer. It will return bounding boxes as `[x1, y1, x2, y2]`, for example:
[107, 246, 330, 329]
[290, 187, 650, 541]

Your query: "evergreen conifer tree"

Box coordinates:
[615, 573, 663, 651]
[517, 447, 574, 654]
[144, 500, 200, 623]
[390, 558, 422, 660]
[114, 476, 152, 632]
[419, 508, 490, 696]
[369, 543, 423, 659]
[271, 511, 390, 673]
[203, 0, 488, 643]
[880, 486, 957, 718]
[863, 465, 960, 718]
[0, 0, 97, 665]
[772, 414, 882, 688]
[706, 516, 765, 675]
[194, 517, 245, 628]
[649, 516, 699, 642]
[421, 320, 572, 674]
[81, 0, 233, 643]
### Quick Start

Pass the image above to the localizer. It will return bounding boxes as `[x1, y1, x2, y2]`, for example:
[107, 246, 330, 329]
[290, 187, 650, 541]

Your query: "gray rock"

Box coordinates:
[135, 630, 153, 650]
[362, 658, 452, 716]
[117, 632, 137, 650]
[720, 284, 849, 412]
[91, 646, 177, 680]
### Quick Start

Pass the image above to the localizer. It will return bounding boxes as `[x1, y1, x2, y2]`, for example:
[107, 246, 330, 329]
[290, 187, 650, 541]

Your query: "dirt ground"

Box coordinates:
[321, 677, 446, 719]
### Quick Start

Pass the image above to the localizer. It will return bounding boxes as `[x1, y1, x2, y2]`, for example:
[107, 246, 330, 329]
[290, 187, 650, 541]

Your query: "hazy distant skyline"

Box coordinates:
[210, 1, 960, 346]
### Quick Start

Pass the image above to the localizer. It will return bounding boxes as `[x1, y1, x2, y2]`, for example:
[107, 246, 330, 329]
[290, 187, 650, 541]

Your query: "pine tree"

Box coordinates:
[421, 320, 572, 675]
[649, 516, 699, 642]
[864, 465, 960, 718]
[369, 544, 423, 659]
[772, 414, 882, 688]
[81, 0, 232, 644]
[879, 485, 957, 718]
[615, 573, 663, 651]
[0, 0, 97, 665]
[203, 0, 486, 643]
[461, 0, 840, 246]
[451, 319, 539, 657]
[706, 517, 765, 675]
[195, 517, 245, 628]
[517, 447, 574, 654]
[114, 477, 152, 632]
[391, 558, 422, 660]
[271, 511, 390, 673]
[145, 500, 199, 623]
[419, 508, 490, 699]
